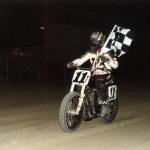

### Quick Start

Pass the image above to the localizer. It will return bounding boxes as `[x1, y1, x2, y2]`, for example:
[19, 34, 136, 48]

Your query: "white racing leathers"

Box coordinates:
[72, 51, 118, 75]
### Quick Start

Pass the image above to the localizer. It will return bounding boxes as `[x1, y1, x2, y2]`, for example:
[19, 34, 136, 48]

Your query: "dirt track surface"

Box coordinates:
[0, 77, 150, 150]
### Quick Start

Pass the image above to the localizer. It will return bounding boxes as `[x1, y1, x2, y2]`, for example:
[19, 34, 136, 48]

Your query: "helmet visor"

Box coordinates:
[90, 40, 100, 47]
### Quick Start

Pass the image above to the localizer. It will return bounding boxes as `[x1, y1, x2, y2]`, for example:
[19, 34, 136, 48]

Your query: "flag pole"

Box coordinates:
[92, 25, 117, 70]
[100, 25, 117, 55]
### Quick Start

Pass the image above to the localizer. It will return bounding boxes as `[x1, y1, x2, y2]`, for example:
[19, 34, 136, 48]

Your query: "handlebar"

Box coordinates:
[99, 55, 109, 62]
[73, 65, 91, 71]
[71, 55, 109, 71]
[73, 65, 106, 73]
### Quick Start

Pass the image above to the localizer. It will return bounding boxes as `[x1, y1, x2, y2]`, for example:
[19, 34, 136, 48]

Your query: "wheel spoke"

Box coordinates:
[59, 92, 82, 132]
[66, 96, 80, 128]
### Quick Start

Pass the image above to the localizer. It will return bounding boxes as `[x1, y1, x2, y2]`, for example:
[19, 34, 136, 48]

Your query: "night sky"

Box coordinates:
[0, 0, 150, 49]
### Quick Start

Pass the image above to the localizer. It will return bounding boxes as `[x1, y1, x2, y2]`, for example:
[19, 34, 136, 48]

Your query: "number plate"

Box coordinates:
[72, 70, 91, 85]
[108, 85, 117, 100]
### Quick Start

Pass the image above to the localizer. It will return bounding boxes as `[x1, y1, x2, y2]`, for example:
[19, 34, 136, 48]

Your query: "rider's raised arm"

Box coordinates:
[72, 52, 91, 66]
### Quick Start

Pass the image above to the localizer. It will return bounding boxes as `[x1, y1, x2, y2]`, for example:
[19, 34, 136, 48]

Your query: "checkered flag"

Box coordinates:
[100, 25, 135, 57]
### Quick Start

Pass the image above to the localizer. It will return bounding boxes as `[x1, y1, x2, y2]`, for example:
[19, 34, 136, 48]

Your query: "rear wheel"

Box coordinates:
[59, 92, 83, 133]
[98, 98, 118, 124]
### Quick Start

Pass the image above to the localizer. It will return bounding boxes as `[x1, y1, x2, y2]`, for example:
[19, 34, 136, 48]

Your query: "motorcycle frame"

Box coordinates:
[70, 69, 117, 115]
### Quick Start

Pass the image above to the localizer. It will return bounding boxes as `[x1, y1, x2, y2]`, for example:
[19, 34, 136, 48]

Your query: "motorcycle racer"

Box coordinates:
[67, 31, 118, 116]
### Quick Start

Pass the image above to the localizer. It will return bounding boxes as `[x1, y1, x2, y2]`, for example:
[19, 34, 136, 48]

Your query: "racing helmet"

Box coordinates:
[90, 31, 105, 51]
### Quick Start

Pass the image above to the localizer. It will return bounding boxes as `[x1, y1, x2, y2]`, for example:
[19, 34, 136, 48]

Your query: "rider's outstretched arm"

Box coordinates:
[71, 52, 91, 66]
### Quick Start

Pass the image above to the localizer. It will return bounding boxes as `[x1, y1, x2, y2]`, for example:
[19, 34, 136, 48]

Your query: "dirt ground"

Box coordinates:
[0, 77, 150, 150]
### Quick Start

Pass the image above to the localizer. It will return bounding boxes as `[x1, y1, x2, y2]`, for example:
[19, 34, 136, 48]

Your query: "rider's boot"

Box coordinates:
[92, 106, 96, 114]
[101, 100, 109, 116]
[97, 98, 109, 116]
[101, 104, 109, 116]
[97, 97, 102, 104]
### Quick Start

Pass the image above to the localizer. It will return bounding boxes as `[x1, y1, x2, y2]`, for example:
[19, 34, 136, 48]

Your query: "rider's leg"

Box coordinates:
[95, 78, 109, 116]
[95, 79, 108, 102]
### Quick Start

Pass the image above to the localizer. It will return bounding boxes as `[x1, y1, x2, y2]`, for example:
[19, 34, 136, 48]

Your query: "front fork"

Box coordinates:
[70, 69, 91, 115]
[70, 83, 86, 115]
[75, 97, 84, 115]
[75, 89, 85, 115]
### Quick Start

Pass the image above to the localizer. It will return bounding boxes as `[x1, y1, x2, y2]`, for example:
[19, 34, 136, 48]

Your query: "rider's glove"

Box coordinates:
[99, 55, 109, 62]
[67, 62, 74, 68]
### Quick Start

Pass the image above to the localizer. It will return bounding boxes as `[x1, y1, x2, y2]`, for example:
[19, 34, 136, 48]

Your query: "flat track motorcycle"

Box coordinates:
[59, 66, 118, 133]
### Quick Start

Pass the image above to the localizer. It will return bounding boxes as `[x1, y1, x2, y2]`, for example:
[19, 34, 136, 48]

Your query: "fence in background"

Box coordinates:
[0, 59, 41, 84]
[0, 58, 149, 84]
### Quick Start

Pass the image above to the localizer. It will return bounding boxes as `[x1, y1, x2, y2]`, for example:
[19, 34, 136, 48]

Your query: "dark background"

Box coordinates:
[0, 0, 150, 83]
[0, 0, 149, 46]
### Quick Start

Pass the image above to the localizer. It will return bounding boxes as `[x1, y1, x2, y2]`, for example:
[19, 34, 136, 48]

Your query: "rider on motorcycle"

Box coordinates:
[67, 31, 118, 116]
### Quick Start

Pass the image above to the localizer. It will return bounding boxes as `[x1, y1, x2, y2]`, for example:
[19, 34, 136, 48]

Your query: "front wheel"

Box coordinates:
[98, 98, 119, 124]
[59, 92, 83, 133]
